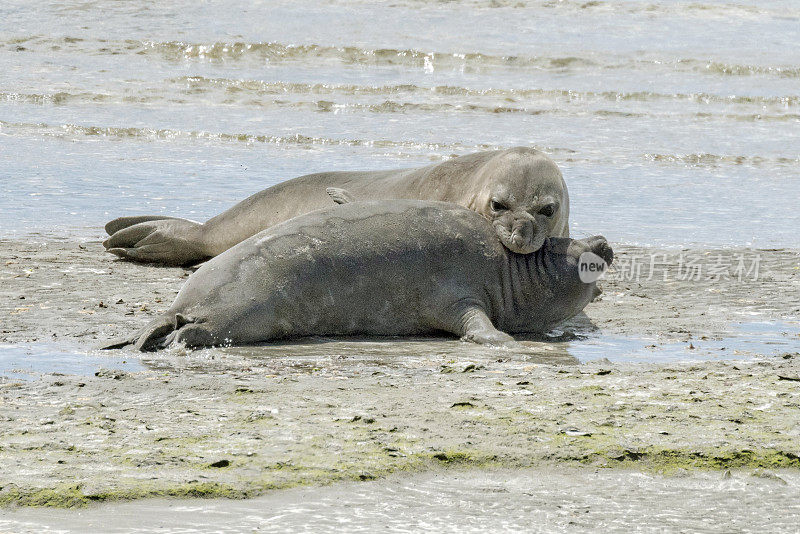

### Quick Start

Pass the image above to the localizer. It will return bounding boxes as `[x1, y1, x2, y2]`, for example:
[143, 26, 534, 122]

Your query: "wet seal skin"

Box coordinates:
[103, 147, 569, 265]
[103, 198, 609, 351]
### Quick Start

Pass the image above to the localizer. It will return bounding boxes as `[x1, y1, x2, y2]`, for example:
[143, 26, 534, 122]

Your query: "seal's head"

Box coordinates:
[547, 235, 614, 274]
[543, 234, 613, 303]
[526, 235, 613, 330]
[476, 148, 569, 254]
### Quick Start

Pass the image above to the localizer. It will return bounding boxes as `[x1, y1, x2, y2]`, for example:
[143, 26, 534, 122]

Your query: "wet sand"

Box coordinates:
[4, 469, 800, 533]
[1, 236, 799, 512]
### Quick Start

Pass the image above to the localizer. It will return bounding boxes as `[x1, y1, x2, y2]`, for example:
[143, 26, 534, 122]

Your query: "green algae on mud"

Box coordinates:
[0, 453, 487, 509]
[584, 447, 800, 471]
[0, 482, 251, 509]
[3, 356, 800, 509]
[3, 447, 800, 509]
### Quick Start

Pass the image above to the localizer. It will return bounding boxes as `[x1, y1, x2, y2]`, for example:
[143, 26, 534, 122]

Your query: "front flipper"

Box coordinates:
[326, 187, 356, 205]
[103, 217, 208, 266]
[448, 306, 577, 363]
[456, 307, 523, 349]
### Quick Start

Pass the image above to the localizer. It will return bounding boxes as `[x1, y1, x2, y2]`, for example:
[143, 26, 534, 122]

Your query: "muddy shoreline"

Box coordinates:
[4, 469, 800, 533]
[1, 235, 799, 507]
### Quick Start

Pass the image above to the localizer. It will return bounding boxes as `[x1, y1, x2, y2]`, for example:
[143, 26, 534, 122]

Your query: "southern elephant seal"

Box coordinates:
[103, 147, 569, 265]
[105, 199, 610, 352]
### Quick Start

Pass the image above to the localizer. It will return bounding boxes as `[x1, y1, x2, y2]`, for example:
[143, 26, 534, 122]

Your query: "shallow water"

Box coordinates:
[1, 0, 799, 247]
[3, 468, 800, 533]
[181, 318, 800, 367]
[0, 343, 143, 380]
[3, 318, 797, 381]
[569, 319, 800, 363]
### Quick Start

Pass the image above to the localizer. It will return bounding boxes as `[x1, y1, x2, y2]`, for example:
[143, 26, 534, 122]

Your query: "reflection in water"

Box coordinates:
[139, 336, 578, 377]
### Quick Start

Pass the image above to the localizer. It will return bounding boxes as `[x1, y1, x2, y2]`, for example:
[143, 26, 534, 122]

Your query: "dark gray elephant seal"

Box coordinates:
[103, 147, 569, 265]
[105, 199, 609, 352]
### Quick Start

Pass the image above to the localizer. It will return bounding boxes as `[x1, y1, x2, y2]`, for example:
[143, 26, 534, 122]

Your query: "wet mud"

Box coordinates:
[1, 237, 799, 510]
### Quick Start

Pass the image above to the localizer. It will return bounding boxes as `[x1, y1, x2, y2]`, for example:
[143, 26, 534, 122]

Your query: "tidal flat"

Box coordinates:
[1, 237, 799, 516]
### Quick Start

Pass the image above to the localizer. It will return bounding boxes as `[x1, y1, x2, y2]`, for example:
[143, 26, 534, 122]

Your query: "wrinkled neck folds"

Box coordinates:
[500, 248, 554, 317]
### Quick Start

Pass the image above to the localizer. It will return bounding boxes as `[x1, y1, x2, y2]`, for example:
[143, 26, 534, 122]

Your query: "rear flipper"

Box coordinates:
[160, 323, 217, 349]
[103, 216, 208, 266]
[105, 215, 188, 236]
[100, 314, 214, 352]
[98, 315, 176, 351]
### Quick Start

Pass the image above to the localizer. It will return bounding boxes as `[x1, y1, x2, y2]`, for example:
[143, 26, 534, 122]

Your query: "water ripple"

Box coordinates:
[7, 37, 800, 78]
[1, 119, 797, 169]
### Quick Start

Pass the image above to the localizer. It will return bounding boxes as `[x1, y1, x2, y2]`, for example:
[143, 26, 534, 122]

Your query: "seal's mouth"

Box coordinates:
[493, 220, 545, 254]
[507, 232, 536, 254]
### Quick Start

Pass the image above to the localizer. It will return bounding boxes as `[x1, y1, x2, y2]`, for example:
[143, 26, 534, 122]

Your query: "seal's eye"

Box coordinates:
[490, 199, 508, 212]
[538, 204, 557, 217]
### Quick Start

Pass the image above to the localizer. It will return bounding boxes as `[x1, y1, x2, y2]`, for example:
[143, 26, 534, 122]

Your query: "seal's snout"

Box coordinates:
[497, 214, 543, 254]
[509, 217, 534, 250]
[579, 235, 613, 266]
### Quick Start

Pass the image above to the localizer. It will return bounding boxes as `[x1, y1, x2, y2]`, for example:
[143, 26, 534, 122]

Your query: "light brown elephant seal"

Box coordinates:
[103, 147, 569, 265]
[104, 199, 609, 352]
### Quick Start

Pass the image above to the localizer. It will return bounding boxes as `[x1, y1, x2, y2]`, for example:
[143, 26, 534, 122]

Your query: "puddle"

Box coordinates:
[569, 320, 800, 363]
[133, 319, 800, 374]
[1, 320, 797, 379]
[0, 343, 144, 381]
[138, 335, 578, 375]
